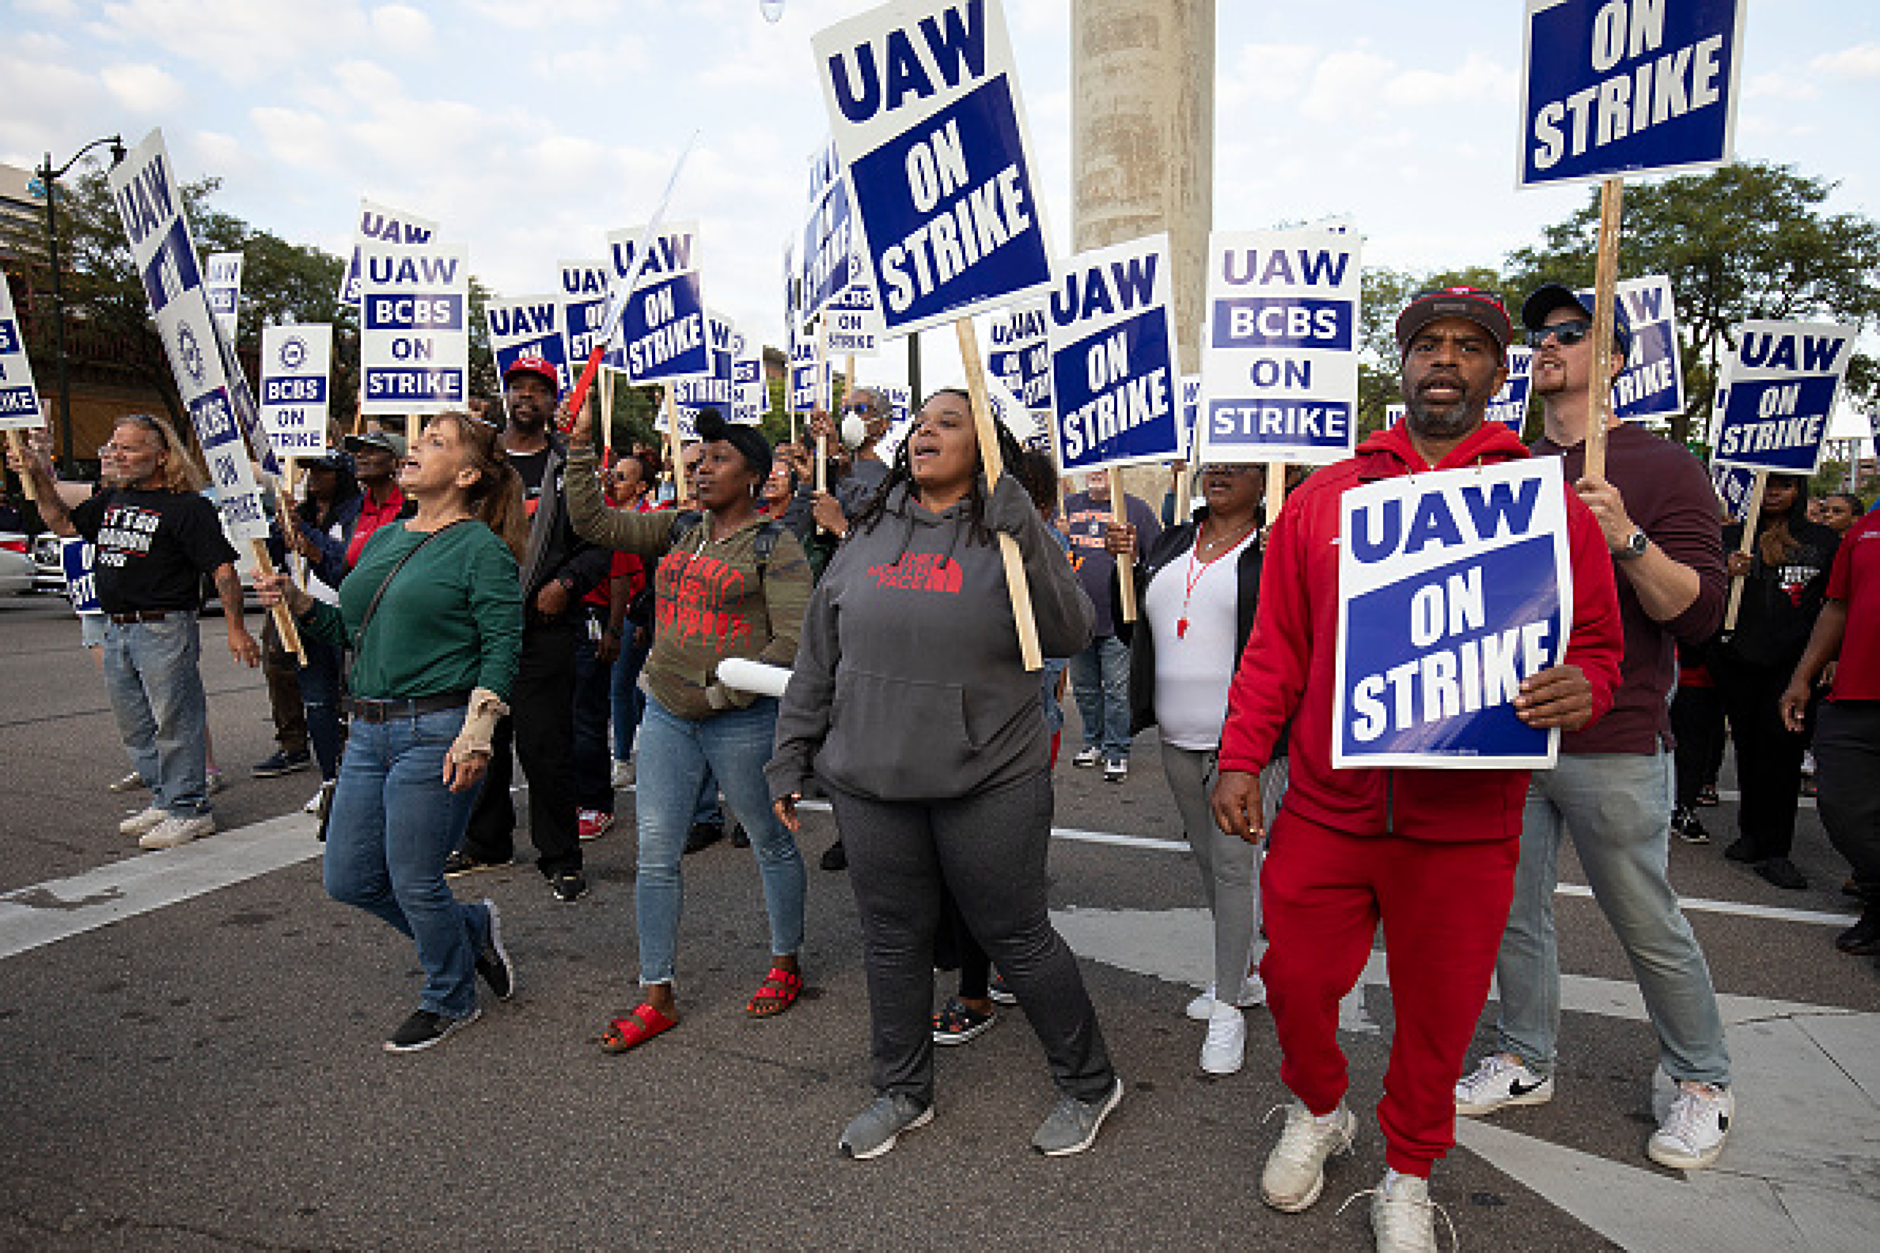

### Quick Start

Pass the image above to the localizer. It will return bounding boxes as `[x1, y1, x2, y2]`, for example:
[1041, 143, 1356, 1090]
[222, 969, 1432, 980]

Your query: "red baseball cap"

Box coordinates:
[1394, 287, 1513, 359]
[503, 354, 560, 393]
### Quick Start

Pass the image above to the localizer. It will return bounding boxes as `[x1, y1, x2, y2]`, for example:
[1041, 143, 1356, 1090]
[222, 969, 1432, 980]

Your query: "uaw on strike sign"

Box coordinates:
[814, 0, 1053, 336]
[1710, 322, 1853, 476]
[1334, 459, 1572, 770]
[359, 244, 469, 415]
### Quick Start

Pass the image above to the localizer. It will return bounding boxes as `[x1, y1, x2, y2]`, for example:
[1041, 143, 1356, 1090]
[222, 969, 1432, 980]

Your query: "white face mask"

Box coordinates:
[840, 412, 871, 449]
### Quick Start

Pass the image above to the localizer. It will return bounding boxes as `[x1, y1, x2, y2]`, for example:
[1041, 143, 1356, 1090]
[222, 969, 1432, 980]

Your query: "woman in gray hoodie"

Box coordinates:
[769, 388, 1122, 1161]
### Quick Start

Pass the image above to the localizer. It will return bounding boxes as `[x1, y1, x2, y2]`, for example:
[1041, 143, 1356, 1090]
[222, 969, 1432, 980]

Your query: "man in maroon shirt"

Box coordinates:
[1456, 285, 1735, 1172]
[1782, 506, 1880, 957]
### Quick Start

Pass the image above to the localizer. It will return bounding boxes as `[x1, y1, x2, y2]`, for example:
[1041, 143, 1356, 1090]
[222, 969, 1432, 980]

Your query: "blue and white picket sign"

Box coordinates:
[988, 300, 1050, 421]
[1045, 233, 1182, 474]
[358, 242, 469, 416]
[813, 0, 1054, 336]
[60, 539, 99, 614]
[0, 275, 44, 429]
[1179, 375, 1200, 458]
[1199, 225, 1362, 465]
[1519, 0, 1746, 188]
[486, 296, 572, 395]
[258, 324, 332, 461]
[674, 311, 739, 422]
[789, 338, 826, 414]
[1486, 346, 1535, 433]
[606, 222, 709, 383]
[1710, 321, 1853, 475]
[205, 252, 243, 343]
[338, 199, 437, 307]
[1546, 275, 1684, 421]
[1334, 457, 1572, 770]
[107, 129, 269, 541]
[731, 331, 765, 426]
[559, 261, 616, 371]
[825, 281, 883, 356]
[1711, 460, 1757, 522]
[800, 141, 856, 324]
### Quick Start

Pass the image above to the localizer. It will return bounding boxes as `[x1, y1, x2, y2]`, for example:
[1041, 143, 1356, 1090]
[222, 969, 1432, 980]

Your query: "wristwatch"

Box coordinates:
[1615, 528, 1649, 560]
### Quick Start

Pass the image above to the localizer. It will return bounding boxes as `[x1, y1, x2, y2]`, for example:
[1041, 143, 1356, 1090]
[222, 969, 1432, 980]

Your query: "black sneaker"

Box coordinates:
[1671, 806, 1711, 845]
[444, 850, 502, 878]
[684, 822, 724, 854]
[383, 1007, 479, 1053]
[820, 839, 848, 871]
[475, 899, 515, 1000]
[548, 869, 589, 902]
[729, 821, 749, 849]
[1756, 857, 1807, 890]
[252, 748, 312, 779]
[1723, 837, 1757, 864]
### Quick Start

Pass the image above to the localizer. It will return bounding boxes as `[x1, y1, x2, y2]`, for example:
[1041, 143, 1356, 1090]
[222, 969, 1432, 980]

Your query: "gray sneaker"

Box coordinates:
[1031, 1077, 1124, 1156]
[839, 1092, 933, 1160]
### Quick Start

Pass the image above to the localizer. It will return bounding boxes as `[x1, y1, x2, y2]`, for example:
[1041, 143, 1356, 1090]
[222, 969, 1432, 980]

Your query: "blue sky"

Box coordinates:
[3, 0, 1875, 404]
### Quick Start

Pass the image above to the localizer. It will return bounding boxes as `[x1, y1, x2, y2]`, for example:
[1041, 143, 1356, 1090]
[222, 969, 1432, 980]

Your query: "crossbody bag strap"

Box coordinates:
[343, 519, 474, 679]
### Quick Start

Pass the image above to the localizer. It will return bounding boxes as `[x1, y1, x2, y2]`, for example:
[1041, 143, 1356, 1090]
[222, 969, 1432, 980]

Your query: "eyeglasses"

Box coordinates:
[841, 402, 875, 416]
[1526, 319, 1592, 348]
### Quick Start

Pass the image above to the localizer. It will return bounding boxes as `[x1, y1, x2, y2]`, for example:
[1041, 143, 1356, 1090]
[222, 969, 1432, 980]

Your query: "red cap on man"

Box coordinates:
[503, 354, 560, 395]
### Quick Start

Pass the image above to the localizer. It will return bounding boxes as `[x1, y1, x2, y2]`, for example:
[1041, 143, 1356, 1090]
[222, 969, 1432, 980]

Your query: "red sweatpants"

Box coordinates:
[1259, 810, 1517, 1177]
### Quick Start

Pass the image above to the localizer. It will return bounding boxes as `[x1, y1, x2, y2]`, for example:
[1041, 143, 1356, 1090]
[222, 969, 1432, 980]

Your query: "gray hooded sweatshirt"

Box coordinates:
[767, 473, 1094, 803]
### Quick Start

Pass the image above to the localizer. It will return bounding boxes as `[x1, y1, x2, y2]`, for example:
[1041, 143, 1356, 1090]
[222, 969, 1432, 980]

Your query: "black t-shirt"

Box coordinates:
[71, 489, 239, 614]
[510, 447, 550, 516]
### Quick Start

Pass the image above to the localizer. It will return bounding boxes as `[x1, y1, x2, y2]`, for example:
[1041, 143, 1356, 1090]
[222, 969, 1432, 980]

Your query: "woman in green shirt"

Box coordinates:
[259, 412, 527, 1054]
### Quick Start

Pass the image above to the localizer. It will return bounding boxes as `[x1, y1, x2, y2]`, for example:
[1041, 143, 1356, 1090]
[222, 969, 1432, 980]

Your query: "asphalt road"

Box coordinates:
[0, 593, 1875, 1251]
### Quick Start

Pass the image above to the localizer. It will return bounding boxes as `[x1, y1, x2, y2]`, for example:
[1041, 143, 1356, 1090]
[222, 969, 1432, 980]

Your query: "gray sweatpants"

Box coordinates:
[829, 769, 1116, 1106]
[1161, 746, 1285, 996]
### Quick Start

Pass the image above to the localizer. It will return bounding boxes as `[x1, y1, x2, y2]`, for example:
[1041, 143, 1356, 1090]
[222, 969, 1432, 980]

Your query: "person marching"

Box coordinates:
[258, 410, 526, 1053]
[562, 401, 811, 1052]
[1210, 289, 1623, 1250]
[769, 387, 1124, 1161]
[1106, 460, 1280, 1076]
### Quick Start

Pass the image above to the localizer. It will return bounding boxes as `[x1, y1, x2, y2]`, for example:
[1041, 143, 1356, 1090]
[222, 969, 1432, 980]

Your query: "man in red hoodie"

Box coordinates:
[1210, 288, 1623, 1249]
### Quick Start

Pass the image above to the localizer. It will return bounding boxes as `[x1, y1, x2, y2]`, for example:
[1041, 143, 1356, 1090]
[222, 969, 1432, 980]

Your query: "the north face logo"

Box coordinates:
[868, 552, 963, 594]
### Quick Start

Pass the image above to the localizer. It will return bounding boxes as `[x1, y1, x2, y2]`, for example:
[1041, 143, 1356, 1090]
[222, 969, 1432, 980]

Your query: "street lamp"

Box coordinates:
[34, 134, 127, 471]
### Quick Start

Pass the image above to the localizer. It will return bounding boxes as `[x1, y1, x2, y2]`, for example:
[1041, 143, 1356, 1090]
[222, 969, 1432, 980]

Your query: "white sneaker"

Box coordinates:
[1454, 1053, 1553, 1116]
[1360, 1172, 1453, 1253]
[611, 759, 634, 788]
[1260, 1100, 1357, 1212]
[1186, 974, 1266, 1021]
[108, 771, 146, 793]
[1103, 756, 1127, 782]
[1071, 748, 1101, 768]
[119, 806, 166, 837]
[1648, 1082, 1733, 1169]
[1200, 1002, 1246, 1075]
[140, 813, 214, 849]
[303, 789, 325, 814]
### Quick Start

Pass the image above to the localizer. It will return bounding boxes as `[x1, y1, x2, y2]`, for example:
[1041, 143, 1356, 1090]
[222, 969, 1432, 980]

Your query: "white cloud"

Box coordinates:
[1300, 49, 1397, 122]
[1810, 42, 1880, 80]
[101, 62, 188, 114]
[1385, 51, 1516, 108]
[370, 4, 434, 51]
[1746, 70, 1822, 102]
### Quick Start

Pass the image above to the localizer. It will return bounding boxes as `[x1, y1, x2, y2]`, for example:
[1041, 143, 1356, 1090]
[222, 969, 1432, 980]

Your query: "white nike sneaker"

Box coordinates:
[1648, 1082, 1733, 1170]
[1454, 1053, 1554, 1116]
[1260, 1100, 1357, 1212]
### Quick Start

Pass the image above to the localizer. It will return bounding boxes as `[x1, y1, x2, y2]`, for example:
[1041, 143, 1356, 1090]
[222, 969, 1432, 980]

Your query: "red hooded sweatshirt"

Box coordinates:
[1218, 421, 1623, 843]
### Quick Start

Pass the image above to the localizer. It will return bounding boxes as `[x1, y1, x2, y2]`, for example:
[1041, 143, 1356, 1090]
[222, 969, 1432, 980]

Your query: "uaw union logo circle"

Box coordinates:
[177, 322, 207, 384]
[278, 335, 308, 371]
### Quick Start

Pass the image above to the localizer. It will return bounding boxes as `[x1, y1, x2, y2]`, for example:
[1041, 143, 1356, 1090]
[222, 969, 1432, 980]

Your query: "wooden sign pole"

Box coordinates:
[1265, 462, 1289, 533]
[1584, 175, 1625, 480]
[814, 318, 830, 495]
[955, 317, 1043, 671]
[664, 385, 686, 503]
[1721, 468, 1767, 634]
[1173, 462, 1190, 523]
[1107, 466, 1137, 623]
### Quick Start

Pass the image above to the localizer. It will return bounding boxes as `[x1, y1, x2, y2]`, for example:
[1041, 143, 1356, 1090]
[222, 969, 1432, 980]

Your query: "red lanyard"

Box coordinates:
[1176, 528, 1250, 638]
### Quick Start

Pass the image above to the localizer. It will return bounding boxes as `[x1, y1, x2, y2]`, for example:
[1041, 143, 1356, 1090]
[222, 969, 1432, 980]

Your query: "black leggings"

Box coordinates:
[830, 770, 1114, 1105]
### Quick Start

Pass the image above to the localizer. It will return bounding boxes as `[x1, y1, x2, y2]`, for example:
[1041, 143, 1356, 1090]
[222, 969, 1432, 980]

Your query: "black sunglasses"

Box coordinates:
[1526, 319, 1592, 348]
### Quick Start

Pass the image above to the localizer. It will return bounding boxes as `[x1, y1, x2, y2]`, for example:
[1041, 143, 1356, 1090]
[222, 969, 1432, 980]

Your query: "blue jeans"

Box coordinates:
[1494, 750, 1730, 1086]
[611, 632, 651, 763]
[297, 637, 344, 781]
[323, 707, 491, 1020]
[1069, 634, 1131, 757]
[102, 613, 210, 818]
[633, 694, 805, 986]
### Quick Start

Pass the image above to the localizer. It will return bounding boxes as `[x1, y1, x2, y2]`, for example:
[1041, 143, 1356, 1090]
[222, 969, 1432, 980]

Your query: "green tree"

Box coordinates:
[1505, 162, 1880, 447]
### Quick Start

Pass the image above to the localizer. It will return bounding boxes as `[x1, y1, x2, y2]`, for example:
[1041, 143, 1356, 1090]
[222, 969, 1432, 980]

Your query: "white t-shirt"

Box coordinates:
[1144, 529, 1258, 750]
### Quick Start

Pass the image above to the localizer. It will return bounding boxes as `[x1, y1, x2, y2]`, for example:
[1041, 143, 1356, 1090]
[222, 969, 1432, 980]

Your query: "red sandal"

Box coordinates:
[745, 966, 803, 1018]
[599, 1002, 677, 1053]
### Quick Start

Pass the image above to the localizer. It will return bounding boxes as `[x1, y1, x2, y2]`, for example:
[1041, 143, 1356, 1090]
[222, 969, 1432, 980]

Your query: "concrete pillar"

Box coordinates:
[1071, 0, 1215, 376]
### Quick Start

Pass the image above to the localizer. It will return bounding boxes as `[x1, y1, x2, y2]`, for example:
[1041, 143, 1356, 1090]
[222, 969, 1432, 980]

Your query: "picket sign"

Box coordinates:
[561, 134, 699, 442]
[0, 276, 44, 501]
[1519, 0, 1746, 476]
[957, 317, 1042, 670]
[107, 128, 300, 659]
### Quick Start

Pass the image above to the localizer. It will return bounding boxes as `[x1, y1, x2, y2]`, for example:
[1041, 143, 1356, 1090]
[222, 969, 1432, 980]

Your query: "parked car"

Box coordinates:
[0, 532, 34, 596]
